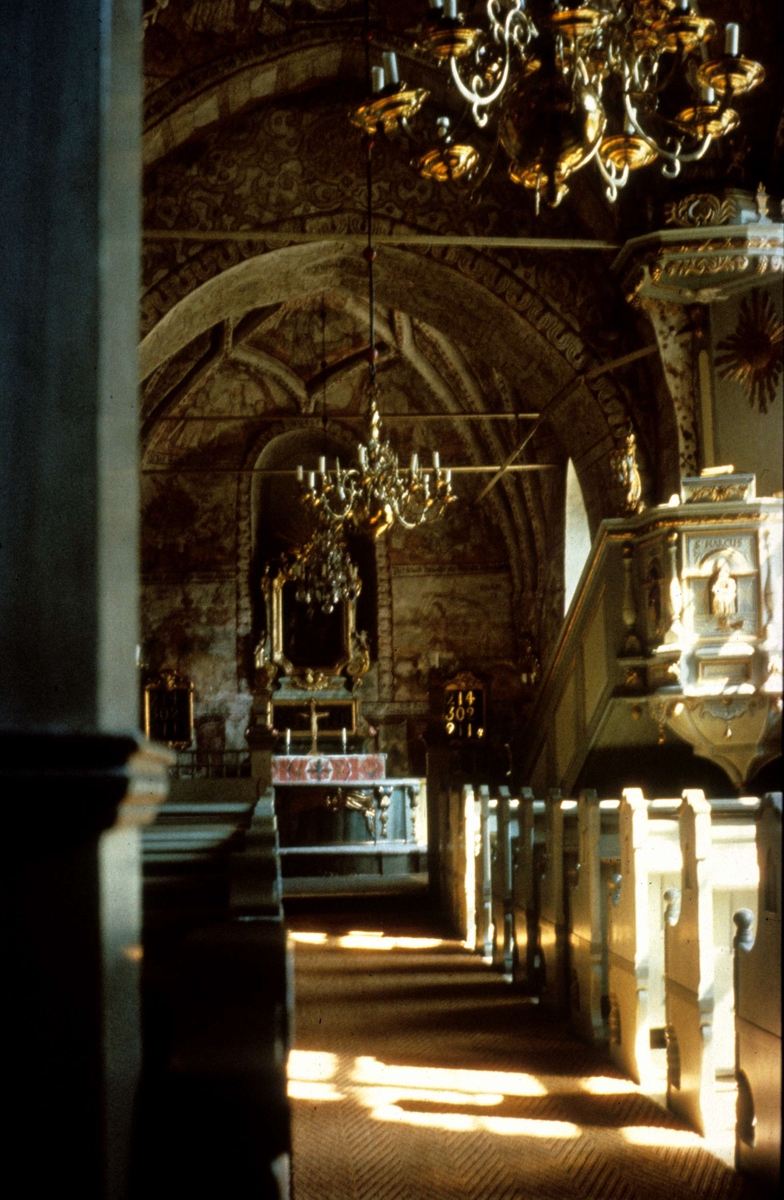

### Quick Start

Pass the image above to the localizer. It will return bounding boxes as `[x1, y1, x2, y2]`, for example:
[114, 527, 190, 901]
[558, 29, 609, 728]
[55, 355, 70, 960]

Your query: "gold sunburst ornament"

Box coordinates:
[715, 291, 784, 414]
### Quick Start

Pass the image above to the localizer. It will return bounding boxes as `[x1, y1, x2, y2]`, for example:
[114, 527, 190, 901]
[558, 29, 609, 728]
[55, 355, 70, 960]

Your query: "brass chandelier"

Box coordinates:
[296, 73, 457, 543]
[287, 509, 361, 615]
[297, 400, 455, 540]
[351, 2, 765, 208]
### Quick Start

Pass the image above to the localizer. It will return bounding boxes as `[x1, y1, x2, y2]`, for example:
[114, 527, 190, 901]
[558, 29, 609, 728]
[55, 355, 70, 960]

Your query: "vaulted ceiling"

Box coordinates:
[139, 0, 781, 691]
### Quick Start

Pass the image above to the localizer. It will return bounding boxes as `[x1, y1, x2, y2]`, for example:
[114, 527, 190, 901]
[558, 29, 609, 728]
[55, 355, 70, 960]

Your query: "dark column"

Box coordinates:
[0, 5, 164, 1199]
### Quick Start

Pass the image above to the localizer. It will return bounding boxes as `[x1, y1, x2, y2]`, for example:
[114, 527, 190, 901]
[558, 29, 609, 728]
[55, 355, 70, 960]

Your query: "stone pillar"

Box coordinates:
[0, 4, 164, 1198]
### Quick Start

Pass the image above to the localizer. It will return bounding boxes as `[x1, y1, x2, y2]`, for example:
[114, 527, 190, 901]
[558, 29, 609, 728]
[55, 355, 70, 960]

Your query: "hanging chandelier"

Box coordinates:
[297, 46, 458, 541]
[351, 2, 765, 208]
[287, 510, 361, 615]
[296, 396, 455, 540]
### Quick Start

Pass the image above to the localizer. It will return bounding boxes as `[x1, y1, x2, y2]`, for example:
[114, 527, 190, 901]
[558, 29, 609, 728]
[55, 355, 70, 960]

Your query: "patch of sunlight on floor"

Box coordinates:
[581, 1076, 639, 1095]
[354, 1086, 504, 1109]
[621, 1126, 703, 1148]
[352, 1056, 548, 1097]
[371, 1105, 579, 1138]
[288, 1050, 338, 1081]
[289, 932, 328, 945]
[287, 1080, 344, 1102]
[337, 933, 446, 950]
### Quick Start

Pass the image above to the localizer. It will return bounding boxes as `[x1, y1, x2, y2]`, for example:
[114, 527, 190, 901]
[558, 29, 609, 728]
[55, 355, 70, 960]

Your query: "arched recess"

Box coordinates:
[246, 423, 378, 661]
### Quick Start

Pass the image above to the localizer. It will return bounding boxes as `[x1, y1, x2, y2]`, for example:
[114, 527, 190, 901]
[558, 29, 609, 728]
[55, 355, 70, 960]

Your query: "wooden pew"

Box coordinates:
[511, 789, 546, 991]
[607, 789, 682, 1090]
[490, 787, 518, 974]
[734, 792, 782, 1195]
[539, 791, 578, 1014]
[439, 782, 478, 947]
[568, 790, 620, 1043]
[133, 783, 291, 1200]
[476, 785, 497, 962]
[662, 790, 759, 1137]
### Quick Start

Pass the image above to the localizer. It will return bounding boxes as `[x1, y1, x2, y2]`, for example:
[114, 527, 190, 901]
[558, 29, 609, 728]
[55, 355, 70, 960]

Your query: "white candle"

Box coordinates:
[444, 0, 458, 18]
[359, 445, 368, 467]
[428, 0, 442, 10]
[307, 471, 315, 490]
[445, 468, 452, 484]
[296, 464, 304, 482]
[410, 452, 419, 473]
[701, 85, 715, 103]
[433, 450, 440, 469]
[725, 23, 740, 56]
[677, 0, 689, 12]
[382, 52, 399, 86]
[285, 728, 291, 753]
[318, 455, 326, 474]
[341, 727, 347, 752]
[371, 65, 385, 93]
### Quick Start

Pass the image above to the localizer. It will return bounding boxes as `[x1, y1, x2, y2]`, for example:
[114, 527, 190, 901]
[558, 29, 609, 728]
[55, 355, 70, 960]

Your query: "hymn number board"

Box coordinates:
[444, 673, 485, 741]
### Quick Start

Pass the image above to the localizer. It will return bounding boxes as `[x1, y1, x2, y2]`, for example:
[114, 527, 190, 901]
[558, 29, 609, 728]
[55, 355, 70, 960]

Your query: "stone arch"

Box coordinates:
[139, 236, 635, 534]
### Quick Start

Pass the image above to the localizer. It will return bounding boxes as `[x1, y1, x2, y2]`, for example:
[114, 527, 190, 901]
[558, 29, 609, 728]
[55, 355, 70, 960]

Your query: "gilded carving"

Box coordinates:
[664, 193, 740, 228]
[610, 431, 644, 516]
[715, 289, 784, 414]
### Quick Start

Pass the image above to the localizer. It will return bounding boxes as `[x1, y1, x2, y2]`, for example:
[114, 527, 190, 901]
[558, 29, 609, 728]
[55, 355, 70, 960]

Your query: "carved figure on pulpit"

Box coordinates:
[711, 561, 737, 619]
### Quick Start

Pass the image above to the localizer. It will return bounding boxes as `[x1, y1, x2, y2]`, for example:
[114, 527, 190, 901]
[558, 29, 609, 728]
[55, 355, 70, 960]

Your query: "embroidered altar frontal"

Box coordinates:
[271, 754, 387, 784]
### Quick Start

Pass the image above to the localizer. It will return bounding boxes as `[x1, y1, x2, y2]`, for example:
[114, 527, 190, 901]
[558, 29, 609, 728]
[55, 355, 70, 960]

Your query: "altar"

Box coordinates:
[248, 563, 428, 894]
[270, 751, 426, 890]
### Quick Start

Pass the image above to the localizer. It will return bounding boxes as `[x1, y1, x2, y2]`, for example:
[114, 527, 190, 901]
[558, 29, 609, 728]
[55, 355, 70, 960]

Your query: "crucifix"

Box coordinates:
[308, 698, 330, 755]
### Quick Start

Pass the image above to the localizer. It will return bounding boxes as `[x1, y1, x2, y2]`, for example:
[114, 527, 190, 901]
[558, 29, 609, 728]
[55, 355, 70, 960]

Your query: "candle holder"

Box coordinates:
[350, 86, 429, 136]
[414, 142, 480, 182]
[696, 57, 765, 98]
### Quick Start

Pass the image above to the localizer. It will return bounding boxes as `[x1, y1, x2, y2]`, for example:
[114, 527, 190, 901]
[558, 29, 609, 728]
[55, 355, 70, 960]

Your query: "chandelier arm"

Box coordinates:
[449, 3, 535, 123]
[623, 93, 712, 165]
[595, 151, 629, 204]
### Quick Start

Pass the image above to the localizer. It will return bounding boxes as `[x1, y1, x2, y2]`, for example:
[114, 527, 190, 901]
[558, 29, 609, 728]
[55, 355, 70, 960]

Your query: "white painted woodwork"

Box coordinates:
[570, 791, 620, 1043]
[735, 793, 782, 1193]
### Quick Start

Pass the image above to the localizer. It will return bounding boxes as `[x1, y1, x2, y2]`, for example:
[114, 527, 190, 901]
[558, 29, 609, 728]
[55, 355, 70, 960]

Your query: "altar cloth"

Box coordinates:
[271, 754, 387, 784]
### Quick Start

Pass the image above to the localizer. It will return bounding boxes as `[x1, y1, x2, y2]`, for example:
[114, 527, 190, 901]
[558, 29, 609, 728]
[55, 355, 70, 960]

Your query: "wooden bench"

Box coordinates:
[539, 791, 578, 1014]
[663, 790, 759, 1136]
[133, 783, 291, 1200]
[568, 790, 620, 1043]
[490, 787, 518, 974]
[511, 790, 546, 991]
[734, 792, 782, 1195]
[607, 789, 682, 1090]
